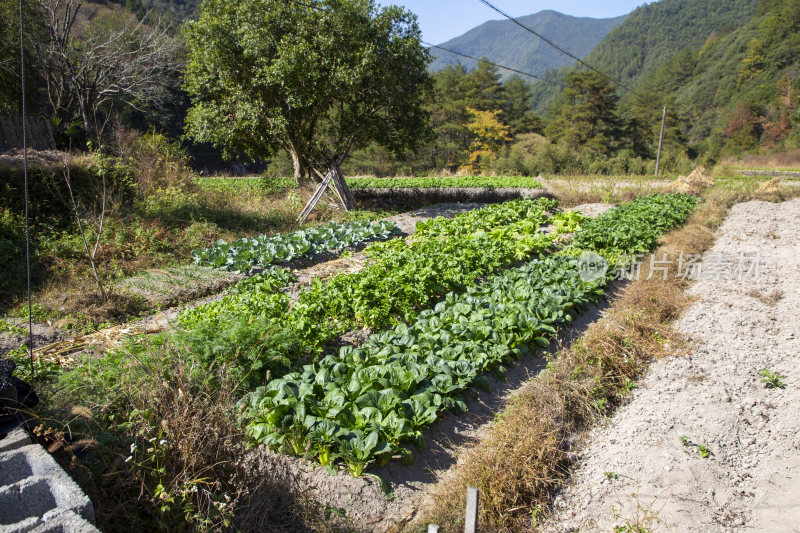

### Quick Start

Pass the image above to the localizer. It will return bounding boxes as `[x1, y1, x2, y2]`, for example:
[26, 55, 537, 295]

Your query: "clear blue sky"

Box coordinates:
[388, 0, 647, 44]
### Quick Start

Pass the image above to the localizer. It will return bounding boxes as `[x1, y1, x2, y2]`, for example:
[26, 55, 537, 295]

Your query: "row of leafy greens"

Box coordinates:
[170, 198, 564, 388]
[191, 220, 401, 273]
[346, 176, 543, 189]
[569, 193, 699, 263]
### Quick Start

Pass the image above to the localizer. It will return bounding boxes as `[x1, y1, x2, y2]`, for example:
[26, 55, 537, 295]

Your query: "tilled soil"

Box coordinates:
[544, 199, 800, 532]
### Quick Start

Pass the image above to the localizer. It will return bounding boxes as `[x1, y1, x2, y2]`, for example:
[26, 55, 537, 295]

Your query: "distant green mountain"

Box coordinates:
[584, 0, 758, 88]
[429, 10, 626, 81]
[530, 0, 759, 114]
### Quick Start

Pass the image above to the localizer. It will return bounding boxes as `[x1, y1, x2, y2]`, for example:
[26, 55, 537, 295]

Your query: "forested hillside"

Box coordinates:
[3, 0, 797, 178]
[529, 0, 759, 114]
[345, 0, 800, 177]
[637, 0, 800, 155]
[429, 10, 625, 80]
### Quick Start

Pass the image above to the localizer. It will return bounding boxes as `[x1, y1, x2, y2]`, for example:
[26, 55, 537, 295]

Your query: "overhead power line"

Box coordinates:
[423, 41, 542, 80]
[476, 0, 701, 119]
[475, 0, 648, 99]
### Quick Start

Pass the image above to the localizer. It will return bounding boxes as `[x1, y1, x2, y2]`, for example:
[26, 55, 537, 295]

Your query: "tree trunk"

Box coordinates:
[288, 142, 308, 186]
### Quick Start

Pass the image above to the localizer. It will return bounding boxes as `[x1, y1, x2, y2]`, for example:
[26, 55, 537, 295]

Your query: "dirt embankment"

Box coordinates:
[545, 198, 800, 532]
[353, 187, 552, 208]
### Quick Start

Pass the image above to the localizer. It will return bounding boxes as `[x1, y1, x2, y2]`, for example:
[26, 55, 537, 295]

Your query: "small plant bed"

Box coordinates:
[194, 176, 296, 195]
[190, 219, 402, 273]
[569, 193, 700, 261]
[114, 264, 244, 309]
[347, 176, 543, 189]
[237, 193, 698, 475]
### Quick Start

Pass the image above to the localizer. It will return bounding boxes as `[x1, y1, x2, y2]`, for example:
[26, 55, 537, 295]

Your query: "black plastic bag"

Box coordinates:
[0, 359, 39, 437]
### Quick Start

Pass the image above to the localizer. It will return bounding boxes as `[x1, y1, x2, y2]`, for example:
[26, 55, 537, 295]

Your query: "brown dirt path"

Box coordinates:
[544, 198, 800, 532]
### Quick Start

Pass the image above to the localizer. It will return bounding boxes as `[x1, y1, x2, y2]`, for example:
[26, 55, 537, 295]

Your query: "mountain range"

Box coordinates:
[428, 10, 626, 80]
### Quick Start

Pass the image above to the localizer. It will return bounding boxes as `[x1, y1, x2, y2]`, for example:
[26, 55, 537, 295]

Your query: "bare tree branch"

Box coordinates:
[35, 0, 180, 140]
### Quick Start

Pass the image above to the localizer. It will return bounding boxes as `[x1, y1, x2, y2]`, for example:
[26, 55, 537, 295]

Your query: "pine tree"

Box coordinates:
[545, 71, 622, 155]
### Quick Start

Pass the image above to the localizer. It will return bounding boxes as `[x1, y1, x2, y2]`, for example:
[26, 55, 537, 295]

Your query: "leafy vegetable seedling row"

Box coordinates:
[241, 256, 605, 476]
[346, 176, 543, 190]
[168, 198, 565, 388]
[191, 219, 401, 273]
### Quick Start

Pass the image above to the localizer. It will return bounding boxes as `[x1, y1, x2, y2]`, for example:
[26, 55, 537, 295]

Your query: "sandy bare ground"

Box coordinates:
[544, 198, 800, 532]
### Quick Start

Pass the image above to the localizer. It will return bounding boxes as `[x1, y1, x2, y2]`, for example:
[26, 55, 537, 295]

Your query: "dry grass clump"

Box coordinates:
[417, 193, 731, 533]
[666, 166, 715, 195]
[747, 287, 784, 306]
[756, 177, 783, 193]
[38, 343, 252, 531]
[546, 181, 652, 208]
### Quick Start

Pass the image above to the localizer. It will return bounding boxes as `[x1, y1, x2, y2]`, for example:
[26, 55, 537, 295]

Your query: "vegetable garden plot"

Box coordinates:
[569, 193, 699, 260]
[191, 220, 401, 273]
[241, 256, 606, 476]
[236, 194, 699, 476]
[157, 198, 564, 388]
[346, 176, 543, 189]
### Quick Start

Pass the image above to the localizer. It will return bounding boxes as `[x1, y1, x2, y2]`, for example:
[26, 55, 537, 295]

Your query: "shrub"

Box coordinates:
[0, 208, 25, 295]
[101, 127, 194, 194]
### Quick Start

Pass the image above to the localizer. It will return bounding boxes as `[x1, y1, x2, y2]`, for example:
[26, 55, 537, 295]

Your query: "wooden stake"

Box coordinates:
[464, 487, 479, 533]
[296, 169, 334, 224]
[331, 162, 357, 210]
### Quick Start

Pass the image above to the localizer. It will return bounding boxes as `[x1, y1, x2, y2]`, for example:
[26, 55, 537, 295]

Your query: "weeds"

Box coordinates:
[697, 445, 713, 459]
[759, 368, 786, 389]
[1, 151, 387, 328]
[680, 436, 714, 458]
[614, 521, 653, 533]
[35, 341, 248, 531]
[722, 149, 800, 170]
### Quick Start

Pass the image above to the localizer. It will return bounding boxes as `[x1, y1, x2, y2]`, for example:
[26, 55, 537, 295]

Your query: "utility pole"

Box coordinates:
[655, 105, 666, 179]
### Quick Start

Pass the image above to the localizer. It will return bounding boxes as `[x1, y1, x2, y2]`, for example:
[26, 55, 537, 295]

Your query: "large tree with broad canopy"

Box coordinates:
[183, 0, 433, 184]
